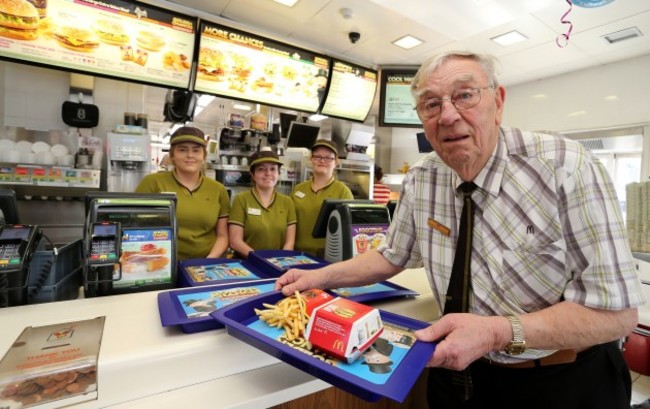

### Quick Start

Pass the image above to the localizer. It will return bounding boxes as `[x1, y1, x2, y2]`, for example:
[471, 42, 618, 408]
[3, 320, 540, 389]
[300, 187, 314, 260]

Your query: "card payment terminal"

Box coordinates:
[88, 222, 121, 265]
[0, 224, 42, 307]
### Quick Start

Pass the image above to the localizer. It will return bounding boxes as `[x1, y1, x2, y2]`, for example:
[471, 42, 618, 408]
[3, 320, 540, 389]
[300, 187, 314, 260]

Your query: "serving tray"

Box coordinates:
[210, 290, 436, 402]
[247, 250, 419, 303]
[177, 257, 278, 287]
[247, 250, 329, 275]
[157, 279, 277, 333]
[331, 281, 419, 303]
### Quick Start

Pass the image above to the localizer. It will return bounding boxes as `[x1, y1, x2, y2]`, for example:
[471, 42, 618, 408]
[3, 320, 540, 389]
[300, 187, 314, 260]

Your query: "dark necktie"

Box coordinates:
[444, 181, 477, 314]
[434, 182, 477, 405]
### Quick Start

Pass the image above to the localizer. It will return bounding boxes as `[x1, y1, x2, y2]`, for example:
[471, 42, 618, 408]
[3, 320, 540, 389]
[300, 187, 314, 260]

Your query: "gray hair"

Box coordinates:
[410, 51, 500, 99]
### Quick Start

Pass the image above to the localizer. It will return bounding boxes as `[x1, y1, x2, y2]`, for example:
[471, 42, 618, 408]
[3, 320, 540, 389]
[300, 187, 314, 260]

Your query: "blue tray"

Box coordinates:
[247, 251, 418, 303]
[331, 281, 419, 304]
[157, 279, 277, 333]
[177, 258, 278, 287]
[247, 250, 329, 275]
[210, 290, 436, 402]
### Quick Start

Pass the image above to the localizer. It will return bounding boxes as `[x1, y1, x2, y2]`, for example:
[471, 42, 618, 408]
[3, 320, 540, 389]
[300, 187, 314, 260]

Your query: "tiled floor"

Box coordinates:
[632, 371, 650, 406]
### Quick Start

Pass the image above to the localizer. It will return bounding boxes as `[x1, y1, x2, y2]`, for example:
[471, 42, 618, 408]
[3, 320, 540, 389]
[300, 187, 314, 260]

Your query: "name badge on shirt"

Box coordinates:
[294, 191, 305, 199]
[248, 207, 262, 216]
[427, 218, 450, 237]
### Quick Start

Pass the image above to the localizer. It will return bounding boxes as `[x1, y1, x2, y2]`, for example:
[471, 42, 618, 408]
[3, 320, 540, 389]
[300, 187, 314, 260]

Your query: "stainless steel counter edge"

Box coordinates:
[0, 268, 436, 408]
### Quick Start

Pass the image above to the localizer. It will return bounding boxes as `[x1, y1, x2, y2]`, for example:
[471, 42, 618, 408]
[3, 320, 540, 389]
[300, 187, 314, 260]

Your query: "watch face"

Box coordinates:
[505, 342, 527, 355]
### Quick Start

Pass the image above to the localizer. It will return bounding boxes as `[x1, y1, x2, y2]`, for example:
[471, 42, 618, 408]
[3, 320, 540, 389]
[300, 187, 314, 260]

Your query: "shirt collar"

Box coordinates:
[454, 127, 506, 198]
[252, 187, 275, 209]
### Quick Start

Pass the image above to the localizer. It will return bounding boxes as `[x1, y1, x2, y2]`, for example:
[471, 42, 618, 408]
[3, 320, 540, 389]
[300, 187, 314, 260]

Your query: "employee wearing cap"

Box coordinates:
[136, 126, 230, 260]
[291, 139, 353, 257]
[228, 149, 297, 259]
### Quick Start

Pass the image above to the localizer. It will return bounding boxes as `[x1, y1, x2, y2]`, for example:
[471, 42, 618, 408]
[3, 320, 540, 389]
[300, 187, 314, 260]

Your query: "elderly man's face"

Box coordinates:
[416, 58, 505, 180]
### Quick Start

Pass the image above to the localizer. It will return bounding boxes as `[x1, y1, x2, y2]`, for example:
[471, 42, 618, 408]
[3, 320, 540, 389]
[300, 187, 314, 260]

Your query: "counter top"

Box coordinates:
[0, 268, 436, 408]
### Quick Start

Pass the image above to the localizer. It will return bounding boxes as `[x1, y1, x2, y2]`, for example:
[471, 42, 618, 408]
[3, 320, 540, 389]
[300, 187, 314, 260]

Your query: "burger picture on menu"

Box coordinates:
[53, 26, 100, 53]
[94, 19, 129, 46]
[136, 30, 165, 52]
[197, 47, 227, 81]
[0, 0, 40, 41]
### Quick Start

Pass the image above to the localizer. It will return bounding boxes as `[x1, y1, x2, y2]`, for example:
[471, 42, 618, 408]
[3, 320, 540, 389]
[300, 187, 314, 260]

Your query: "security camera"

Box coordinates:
[349, 32, 360, 44]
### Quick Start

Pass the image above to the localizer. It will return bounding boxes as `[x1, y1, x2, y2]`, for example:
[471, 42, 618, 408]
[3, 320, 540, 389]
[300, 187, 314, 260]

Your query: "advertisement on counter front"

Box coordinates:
[320, 60, 378, 123]
[194, 21, 331, 113]
[0, 0, 197, 88]
[351, 224, 388, 258]
[115, 228, 173, 288]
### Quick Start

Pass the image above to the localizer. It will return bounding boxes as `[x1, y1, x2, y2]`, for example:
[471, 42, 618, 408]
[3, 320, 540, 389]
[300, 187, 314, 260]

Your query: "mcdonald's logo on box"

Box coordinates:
[305, 297, 383, 363]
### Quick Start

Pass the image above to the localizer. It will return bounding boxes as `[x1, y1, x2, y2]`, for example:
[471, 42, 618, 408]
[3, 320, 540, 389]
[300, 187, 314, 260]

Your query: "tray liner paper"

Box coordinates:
[0, 316, 105, 409]
[158, 279, 277, 333]
[211, 291, 436, 402]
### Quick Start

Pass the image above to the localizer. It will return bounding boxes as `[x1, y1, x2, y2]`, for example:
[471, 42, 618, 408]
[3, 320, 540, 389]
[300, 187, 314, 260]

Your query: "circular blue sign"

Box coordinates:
[571, 0, 615, 8]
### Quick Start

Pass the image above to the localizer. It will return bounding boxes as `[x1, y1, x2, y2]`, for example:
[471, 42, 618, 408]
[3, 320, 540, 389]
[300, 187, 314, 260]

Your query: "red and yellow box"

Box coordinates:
[305, 297, 383, 363]
[300, 289, 334, 315]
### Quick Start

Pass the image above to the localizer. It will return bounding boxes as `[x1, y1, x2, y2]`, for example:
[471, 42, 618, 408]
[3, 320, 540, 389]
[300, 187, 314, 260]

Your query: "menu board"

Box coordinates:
[0, 0, 197, 88]
[194, 21, 330, 113]
[379, 68, 421, 127]
[320, 60, 377, 123]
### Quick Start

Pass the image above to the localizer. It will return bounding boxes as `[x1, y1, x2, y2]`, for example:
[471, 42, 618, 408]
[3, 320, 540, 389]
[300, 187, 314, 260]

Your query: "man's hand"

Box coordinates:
[274, 267, 326, 296]
[414, 314, 508, 370]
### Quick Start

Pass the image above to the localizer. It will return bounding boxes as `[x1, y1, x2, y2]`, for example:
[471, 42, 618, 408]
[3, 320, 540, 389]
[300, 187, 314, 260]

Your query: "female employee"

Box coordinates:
[291, 139, 353, 257]
[135, 126, 230, 261]
[228, 149, 296, 258]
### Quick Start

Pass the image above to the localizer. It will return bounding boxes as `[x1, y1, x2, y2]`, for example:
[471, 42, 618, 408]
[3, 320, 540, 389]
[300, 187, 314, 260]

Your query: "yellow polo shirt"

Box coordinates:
[291, 177, 353, 257]
[229, 189, 296, 253]
[135, 171, 230, 260]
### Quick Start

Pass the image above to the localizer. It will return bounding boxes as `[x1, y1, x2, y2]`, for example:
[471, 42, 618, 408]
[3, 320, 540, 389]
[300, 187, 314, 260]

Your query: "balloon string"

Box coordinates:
[557, 0, 574, 48]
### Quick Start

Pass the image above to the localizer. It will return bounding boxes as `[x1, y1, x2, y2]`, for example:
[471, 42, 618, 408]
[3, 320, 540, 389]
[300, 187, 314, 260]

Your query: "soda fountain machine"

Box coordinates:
[107, 132, 151, 192]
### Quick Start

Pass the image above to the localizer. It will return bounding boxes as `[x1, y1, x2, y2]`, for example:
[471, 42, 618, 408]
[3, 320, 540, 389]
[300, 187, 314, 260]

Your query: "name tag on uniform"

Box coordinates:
[248, 207, 262, 216]
[294, 191, 305, 199]
[427, 217, 450, 237]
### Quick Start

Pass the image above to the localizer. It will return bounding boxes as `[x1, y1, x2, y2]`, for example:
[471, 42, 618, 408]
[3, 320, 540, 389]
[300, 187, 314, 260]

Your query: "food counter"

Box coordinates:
[0, 267, 437, 408]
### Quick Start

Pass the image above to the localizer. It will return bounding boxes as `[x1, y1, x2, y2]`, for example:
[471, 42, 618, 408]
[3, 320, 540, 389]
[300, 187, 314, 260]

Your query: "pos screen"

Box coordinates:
[93, 223, 118, 236]
[312, 199, 373, 238]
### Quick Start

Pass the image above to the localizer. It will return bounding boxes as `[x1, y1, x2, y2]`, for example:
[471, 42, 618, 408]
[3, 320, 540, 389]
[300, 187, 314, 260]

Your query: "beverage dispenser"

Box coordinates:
[107, 132, 151, 192]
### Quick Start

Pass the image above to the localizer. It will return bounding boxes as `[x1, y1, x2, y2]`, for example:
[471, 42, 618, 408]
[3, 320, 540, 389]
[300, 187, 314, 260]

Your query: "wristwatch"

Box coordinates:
[504, 315, 526, 355]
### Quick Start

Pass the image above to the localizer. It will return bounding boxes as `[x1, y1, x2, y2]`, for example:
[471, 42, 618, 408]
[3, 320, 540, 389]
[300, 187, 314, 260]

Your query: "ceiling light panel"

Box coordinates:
[491, 30, 528, 46]
[392, 35, 424, 50]
[272, 0, 299, 7]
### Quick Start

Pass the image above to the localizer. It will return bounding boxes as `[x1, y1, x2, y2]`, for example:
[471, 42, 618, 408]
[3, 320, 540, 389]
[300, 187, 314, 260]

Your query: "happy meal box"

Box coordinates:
[305, 297, 384, 363]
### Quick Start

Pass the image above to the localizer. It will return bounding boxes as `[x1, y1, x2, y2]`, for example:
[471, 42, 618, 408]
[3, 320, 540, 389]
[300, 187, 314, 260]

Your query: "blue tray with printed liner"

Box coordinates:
[177, 257, 279, 287]
[247, 250, 329, 275]
[330, 281, 419, 304]
[158, 279, 277, 333]
[249, 250, 419, 303]
[210, 290, 436, 403]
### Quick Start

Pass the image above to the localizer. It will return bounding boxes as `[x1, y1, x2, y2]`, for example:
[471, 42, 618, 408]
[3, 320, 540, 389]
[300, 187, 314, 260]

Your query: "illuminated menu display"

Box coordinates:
[0, 0, 196, 88]
[379, 68, 421, 127]
[194, 21, 331, 113]
[320, 60, 377, 123]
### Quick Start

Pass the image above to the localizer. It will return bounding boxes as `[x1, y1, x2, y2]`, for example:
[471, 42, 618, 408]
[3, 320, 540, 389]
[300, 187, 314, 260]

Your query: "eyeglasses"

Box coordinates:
[414, 86, 492, 120]
[311, 155, 335, 163]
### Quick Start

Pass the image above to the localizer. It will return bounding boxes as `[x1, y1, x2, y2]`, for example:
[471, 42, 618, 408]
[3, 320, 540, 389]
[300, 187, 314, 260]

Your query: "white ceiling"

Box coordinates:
[144, 0, 650, 132]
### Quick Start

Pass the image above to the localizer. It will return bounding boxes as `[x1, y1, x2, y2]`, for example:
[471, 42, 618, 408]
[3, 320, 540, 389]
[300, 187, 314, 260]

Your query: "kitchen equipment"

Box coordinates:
[106, 132, 150, 192]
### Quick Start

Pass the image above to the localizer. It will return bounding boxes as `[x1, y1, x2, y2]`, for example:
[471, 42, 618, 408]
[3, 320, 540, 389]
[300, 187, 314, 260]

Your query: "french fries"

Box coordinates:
[255, 292, 310, 345]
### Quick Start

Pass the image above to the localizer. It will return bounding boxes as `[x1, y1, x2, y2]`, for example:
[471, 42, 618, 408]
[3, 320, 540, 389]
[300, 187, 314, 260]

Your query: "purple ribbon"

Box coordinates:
[557, 0, 574, 48]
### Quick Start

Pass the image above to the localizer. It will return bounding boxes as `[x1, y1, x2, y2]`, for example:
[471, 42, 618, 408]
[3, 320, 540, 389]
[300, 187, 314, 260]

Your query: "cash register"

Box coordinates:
[0, 189, 43, 307]
[312, 199, 391, 263]
[83, 192, 177, 297]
